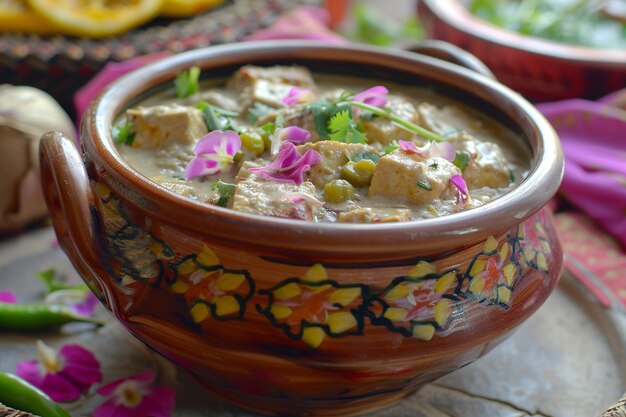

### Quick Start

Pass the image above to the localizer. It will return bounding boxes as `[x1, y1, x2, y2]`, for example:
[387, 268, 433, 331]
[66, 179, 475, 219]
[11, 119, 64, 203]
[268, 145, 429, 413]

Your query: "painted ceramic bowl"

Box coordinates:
[40, 41, 564, 417]
[418, 0, 626, 102]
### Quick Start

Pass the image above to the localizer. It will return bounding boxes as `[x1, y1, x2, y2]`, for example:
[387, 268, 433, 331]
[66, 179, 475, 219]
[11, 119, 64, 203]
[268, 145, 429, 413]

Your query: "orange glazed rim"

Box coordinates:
[83, 41, 563, 257]
[420, 0, 626, 66]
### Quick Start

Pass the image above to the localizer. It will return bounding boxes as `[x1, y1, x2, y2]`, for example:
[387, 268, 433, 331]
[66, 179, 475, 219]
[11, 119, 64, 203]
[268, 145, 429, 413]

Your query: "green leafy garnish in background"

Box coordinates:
[37, 269, 88, 295]
[469, 0, 626, 49]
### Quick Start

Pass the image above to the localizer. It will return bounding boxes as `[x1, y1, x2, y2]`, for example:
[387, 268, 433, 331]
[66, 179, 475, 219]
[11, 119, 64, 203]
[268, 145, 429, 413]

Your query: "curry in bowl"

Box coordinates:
[115, 64, 529, 223]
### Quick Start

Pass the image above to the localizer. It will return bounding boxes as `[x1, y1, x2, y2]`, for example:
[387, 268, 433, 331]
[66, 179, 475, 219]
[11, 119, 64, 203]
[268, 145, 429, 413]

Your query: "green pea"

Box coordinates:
[341, 159, 377, 186]
[0, 371, 71, 417]
[240, 129, 265, 155]
[323, 179, 355, 204]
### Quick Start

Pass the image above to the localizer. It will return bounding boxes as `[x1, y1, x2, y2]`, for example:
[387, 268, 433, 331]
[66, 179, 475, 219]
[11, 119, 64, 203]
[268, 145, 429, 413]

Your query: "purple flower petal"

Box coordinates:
[431, 142, 456, 161]
[277, 126, 311, 144]
[96, 370, 156, 396]
[0, 290, 17, 303]
[185, 131, 242, 180]
[282, 87, 315, 106]
[59, 344, 102, 390]
[450, 174, 470, 204]
[16, 342, 101, 402]
[94, 371, 175, 417]
[71, 292, 99, 317]
[398, 140, 430, 154]
[249, 142, 322, 185]
[353, 86, 389, 108]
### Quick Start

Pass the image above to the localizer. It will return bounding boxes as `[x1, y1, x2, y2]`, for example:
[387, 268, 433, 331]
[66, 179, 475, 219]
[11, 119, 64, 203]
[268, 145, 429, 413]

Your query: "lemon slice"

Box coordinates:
[26, 0, 164, 38]
[160, 0, 222, 17]
[0, 0, 56, 33]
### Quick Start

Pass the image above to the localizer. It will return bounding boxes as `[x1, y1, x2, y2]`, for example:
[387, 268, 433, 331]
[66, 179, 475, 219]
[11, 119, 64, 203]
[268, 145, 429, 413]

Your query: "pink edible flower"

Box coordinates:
[0, 290, 17, 303]
[45, 290, 99, 317]
[398, 140, 430, 154]
[271, 126, 312, 154]
[450, 174, 470, 205]
[282, 87, 315, 106]
[16, 341, 102, 402]
[430, 142, 456, 161]
[353, 86, 389, 108]
[93, 370, 175, 417]
[184, 130, 241, 180]
[352, 85, 388, 118]
[249, 142, 322, 185]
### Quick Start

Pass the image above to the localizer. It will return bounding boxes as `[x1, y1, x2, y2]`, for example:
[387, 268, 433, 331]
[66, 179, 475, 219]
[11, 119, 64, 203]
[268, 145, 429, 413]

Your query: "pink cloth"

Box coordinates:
[536, 94, 626, 249]
[244, 6, 346, 44]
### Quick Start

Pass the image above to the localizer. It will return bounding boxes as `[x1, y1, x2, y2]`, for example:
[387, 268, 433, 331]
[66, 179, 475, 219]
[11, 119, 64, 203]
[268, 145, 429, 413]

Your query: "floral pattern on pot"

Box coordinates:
[167, 246, 255, 322]
[95, 186, 555, 348]
[366, 261, 460, 341]
[257, 264, 367, 348]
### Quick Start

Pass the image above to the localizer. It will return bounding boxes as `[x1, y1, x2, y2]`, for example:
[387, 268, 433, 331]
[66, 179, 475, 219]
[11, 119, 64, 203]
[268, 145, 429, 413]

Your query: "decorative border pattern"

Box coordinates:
[96, 185, 555, 349]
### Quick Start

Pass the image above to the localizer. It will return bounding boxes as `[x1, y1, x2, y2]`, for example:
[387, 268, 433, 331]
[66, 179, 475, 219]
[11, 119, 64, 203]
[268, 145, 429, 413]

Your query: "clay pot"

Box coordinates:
[418, 0, 626, 101]
[40, 41, 563, 416]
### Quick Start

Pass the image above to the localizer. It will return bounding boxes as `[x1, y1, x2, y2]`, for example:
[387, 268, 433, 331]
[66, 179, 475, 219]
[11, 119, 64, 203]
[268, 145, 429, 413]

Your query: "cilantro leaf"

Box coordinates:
[452, 151, 470, 172]
[175, 66, 201, 98]
[308, 99, 351, 140]
[113, 122, 135, 146]
[327, 110, 368, 144]
[212, 180, 236, 207]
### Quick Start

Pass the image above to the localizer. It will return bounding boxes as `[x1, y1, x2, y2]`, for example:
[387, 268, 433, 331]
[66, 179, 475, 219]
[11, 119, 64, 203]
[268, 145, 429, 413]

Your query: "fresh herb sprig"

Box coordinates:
[345, 100, 445, 143]
[112, 122, 135, 146]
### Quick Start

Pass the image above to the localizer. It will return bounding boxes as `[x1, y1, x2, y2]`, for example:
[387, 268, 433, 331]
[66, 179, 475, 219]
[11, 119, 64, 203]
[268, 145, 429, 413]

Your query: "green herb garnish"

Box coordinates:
[112, 122, 135, 146]
[328, 110, 368, 144]
[197, 101, 239, 131]
[307, 99, 351, 140]
[247, 102, 274, 124]
[429, 161, 439, 170]
[212, 180, 236, 207]
[351, 151, 380, 163]
[452, 151, 470, 172]
[417, 180, 433, 191]
[37, 269, 88, 295]
[175, 66, 200, 98]
[508, 168, 516, 183]
[383, 140, 399, 155]
[346, 101, 445, 143]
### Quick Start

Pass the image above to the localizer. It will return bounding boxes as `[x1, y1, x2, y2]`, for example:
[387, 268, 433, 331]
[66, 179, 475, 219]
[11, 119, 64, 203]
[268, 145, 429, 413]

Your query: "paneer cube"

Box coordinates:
[297, 141, 378, 188]
[368, 151, 460, 205]
[448, 132, 512, 189]
[232, 175, 320, 220]
[227, 65, 316, 92]
[127, 104, 207, 149]
[361, 96, 420, 145]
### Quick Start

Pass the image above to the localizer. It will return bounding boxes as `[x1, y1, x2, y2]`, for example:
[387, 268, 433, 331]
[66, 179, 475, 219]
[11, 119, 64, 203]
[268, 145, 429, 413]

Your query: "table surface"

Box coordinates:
[0, 227, 624, 417]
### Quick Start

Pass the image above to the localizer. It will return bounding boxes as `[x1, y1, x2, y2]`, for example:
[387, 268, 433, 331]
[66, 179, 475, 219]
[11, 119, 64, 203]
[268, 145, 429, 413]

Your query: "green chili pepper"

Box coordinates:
[0, 303, 104, 331]
[0, 371, 70, 417]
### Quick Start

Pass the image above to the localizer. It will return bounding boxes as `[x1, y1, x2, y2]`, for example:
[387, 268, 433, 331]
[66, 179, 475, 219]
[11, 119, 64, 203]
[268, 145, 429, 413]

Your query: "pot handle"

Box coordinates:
[404, 39, 496, 79]
[39, 132, 106, 300]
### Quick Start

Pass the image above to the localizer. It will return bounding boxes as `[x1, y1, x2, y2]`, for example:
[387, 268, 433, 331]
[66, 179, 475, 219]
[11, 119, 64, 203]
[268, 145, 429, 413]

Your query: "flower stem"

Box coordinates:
[348, 100, 445, 143]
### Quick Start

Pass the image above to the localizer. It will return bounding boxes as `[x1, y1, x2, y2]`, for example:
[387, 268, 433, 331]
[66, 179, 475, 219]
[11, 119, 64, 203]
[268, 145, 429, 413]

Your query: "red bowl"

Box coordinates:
[418, 0, 626, 101]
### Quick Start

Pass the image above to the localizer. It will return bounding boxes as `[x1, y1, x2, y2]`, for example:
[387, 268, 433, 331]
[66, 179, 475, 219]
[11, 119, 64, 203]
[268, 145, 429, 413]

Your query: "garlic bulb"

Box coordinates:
[0, 85, 77, 233]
